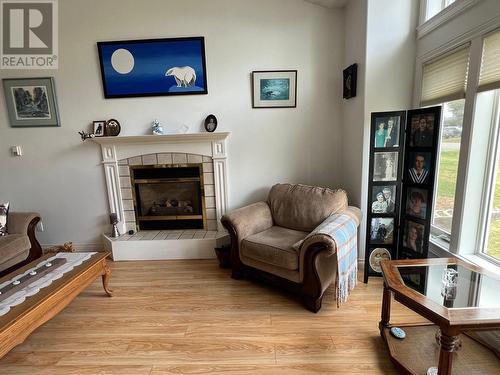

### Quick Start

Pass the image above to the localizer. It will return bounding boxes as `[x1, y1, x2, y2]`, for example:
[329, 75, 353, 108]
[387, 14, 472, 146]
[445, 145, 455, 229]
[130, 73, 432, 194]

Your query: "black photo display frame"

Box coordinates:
[364, 106, 441, 283]
[364, 111, 406, 281]
[399, 106, 441, 260]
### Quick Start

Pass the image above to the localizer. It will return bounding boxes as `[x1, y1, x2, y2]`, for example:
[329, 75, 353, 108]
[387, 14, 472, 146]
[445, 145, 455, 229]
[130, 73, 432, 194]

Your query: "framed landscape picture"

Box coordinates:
[2, 77, 60, 127]
[252, 70, 297, 108]
[97, 37, 208, 98]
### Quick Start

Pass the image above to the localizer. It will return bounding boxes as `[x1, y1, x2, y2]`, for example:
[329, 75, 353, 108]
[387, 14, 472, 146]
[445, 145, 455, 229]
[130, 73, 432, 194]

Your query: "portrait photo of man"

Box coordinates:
[410, 115, 434, 147]
[408, 152, 430, 184]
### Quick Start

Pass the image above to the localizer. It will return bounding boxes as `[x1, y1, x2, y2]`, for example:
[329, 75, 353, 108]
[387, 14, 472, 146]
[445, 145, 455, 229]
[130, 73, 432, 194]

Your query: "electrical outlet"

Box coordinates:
[11, 145, 23, 156]
[37, 221, 44, 232]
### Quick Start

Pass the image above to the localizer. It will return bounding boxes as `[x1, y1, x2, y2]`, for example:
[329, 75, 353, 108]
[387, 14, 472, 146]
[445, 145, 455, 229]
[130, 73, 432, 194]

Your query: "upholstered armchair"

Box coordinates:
[221, 183, 361, 312]
[0, 212, 43, 277]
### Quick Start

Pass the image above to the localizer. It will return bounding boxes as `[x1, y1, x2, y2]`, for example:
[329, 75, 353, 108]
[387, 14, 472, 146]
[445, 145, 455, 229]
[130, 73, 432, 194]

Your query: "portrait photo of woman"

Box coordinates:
[403, 220, 425, 253]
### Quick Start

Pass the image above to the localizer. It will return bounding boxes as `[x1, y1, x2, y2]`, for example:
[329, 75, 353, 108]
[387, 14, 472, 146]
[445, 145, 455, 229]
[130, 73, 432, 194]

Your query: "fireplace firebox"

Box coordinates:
[130, 164, 206, 230]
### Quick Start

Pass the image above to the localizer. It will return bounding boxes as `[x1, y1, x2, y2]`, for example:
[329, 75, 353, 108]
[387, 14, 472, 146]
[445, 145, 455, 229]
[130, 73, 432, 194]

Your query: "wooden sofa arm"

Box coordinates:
[221, 202, 273, 245]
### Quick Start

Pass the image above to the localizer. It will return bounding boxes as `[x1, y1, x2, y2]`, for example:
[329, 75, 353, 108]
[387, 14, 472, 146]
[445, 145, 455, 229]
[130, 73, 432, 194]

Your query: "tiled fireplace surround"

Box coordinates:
[118, 152, 218, 233]
[93, 133, 230, 260]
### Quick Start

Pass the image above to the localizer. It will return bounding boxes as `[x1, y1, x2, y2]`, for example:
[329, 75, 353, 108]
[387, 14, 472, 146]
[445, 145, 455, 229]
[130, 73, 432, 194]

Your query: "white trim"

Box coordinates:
[448, 37, 483, 254]
[91, 132, 230, 145]
[463, 254, 500, 274]
[476, 90, 500, 253]
[417, 0, 482, 39]
[418, 14, 500, 63]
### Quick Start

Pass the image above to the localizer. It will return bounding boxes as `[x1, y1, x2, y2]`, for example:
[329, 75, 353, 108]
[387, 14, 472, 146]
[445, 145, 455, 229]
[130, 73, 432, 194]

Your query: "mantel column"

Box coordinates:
[100, 144, 126, 234]
[212, 139, 229, 231]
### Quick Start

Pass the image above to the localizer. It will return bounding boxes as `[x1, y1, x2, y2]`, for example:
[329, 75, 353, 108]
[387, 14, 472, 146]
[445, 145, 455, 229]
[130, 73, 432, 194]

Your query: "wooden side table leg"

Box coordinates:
[379, 281, 392, 334]
[101, 261, 113, 297]
[437, 330, 459, 375]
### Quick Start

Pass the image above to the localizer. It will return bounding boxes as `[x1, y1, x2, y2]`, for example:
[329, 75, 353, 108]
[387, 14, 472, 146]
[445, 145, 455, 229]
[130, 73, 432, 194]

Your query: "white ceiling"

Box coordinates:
[305, 0, 349, 9]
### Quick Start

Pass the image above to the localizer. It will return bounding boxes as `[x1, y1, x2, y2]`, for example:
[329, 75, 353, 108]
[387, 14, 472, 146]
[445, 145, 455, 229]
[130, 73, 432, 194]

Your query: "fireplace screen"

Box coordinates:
[130, 165, 205, 230]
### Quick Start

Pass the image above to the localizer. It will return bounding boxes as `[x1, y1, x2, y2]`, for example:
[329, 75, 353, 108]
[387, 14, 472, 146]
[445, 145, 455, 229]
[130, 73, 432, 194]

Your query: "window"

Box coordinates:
[420, 47, 469, 243]
[478, 88, 500, 263]
[417, 15, 500, 269]
[425, 0, 457, 21]
[432, 99, 465, 235]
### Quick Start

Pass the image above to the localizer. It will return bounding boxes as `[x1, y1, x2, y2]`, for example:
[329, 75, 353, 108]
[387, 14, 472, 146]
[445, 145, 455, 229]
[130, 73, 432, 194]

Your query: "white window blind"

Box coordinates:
[478, 30, 500, 92]
[420, 45, 470, 106]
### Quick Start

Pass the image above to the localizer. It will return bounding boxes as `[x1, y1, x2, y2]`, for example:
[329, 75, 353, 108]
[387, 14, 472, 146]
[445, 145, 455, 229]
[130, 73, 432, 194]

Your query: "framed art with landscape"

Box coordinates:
[252, 70, 297, 108]
[2, 77, 60, 127]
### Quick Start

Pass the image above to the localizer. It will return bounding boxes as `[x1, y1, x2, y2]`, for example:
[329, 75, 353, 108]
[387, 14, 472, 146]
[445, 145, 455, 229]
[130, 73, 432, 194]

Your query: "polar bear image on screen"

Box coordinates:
[165, 66, 197, 88]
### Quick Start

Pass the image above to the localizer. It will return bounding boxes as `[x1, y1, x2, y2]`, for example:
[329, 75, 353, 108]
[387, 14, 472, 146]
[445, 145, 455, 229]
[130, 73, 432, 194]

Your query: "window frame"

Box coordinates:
[476, 90, 500, 266]
[416, 29, 500, 267]
[417, 0, 481, 39]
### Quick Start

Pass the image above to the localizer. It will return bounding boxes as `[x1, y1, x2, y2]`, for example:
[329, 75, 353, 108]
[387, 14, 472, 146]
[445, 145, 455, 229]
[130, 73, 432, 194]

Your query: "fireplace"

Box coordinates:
[130, 164, 206, 230]
[93, 132, 230, 260]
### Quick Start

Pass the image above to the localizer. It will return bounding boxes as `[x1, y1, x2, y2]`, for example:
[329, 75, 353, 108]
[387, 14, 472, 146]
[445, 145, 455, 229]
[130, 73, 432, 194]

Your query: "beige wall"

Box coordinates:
[0, 0, 345, 248]
[342, 0, 418, 259]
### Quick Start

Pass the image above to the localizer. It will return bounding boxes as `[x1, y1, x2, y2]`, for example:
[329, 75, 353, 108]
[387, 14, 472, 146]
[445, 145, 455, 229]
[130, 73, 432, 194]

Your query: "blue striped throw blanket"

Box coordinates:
[306, 212, 358, 307]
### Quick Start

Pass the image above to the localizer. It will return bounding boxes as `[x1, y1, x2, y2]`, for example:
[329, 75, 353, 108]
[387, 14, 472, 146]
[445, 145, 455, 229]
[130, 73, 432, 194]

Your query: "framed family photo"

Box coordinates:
[402, 220, 425, 254]
[93, 121, 106, 137]
[252, 70, 297, 108]
[369, 217, 394, 245]
[2, 77, 60, 127]
[373, 152, 398, 181]
[373, 115, 401, 148]
[406, 151, 432, 184]
[371, 185, 397, 214]
[406, 187, 428, 219]
[409, 112, 435, 147]
[97, 37, 208, 98]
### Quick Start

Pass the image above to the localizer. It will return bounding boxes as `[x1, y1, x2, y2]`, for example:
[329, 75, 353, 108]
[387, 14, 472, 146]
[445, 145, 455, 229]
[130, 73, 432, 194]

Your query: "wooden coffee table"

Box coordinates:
[0, 252, 112, 359]
[379, 258, 500, 375]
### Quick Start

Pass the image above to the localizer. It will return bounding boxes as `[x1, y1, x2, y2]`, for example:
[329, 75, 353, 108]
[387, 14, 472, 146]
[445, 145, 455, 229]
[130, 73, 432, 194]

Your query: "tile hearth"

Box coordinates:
[110, 229, 225, 241]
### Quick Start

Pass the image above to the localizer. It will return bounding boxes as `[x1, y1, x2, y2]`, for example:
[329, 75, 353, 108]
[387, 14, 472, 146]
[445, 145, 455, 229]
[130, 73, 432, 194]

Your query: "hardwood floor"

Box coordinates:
[0, 259, 425, 374]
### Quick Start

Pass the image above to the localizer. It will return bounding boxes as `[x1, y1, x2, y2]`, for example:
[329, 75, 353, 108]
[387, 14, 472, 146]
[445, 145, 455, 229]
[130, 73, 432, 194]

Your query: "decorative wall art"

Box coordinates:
[2, 77, 60, 127]
[252, 70, 297, 108]
[364, 107, 441, 283]
[343, 63, 357, 99]
[97, 37, 208, 98]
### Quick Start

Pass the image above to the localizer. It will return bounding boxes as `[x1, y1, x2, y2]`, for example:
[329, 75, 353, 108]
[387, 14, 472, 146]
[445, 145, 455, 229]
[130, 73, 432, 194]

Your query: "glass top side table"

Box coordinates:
[379, 258, 500, 375]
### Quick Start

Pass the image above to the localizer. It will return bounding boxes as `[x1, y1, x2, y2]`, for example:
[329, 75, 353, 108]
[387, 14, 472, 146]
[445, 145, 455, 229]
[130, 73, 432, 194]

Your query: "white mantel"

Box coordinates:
[92, 132, 231, 145]
[93, 132, 230, 260]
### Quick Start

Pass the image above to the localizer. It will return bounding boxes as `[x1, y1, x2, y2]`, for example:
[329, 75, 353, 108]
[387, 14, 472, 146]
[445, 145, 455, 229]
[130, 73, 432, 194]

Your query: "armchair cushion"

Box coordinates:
[268, 184, 348, 232]
[221, 202, 273, 246]
[241, 226, 308, 271]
